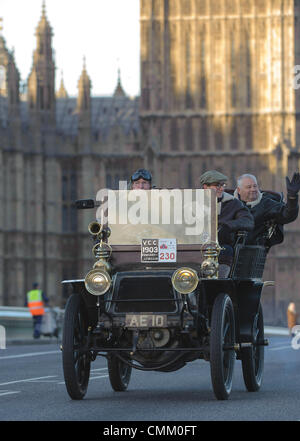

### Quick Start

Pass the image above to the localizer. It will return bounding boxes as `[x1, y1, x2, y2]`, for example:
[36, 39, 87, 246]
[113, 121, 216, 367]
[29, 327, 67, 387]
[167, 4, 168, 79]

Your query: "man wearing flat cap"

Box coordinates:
[200, 170, 254, 277]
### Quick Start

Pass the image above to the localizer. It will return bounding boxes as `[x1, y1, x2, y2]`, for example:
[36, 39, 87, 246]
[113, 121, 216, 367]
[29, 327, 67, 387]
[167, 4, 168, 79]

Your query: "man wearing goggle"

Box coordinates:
[130, 168, 152, 190]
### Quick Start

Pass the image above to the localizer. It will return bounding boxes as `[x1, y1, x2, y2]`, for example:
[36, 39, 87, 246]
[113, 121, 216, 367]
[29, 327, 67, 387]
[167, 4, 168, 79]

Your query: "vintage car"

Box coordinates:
[61, 188, 271, 401]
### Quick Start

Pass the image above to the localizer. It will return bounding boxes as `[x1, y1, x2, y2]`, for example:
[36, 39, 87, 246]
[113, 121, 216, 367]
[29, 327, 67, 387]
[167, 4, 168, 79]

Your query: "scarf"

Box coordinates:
[233, 189, 263, 208]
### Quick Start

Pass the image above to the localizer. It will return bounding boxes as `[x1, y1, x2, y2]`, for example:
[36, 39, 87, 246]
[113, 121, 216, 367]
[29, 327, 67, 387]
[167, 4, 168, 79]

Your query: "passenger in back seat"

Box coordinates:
[199, 170, 254, 277]
[234, 173, 300, 248]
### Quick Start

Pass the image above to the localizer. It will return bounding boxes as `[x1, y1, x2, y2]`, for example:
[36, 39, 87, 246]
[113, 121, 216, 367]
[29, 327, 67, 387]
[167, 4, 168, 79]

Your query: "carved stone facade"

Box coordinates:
[0, 6, 141, 307]
[1, 1, 300, 323]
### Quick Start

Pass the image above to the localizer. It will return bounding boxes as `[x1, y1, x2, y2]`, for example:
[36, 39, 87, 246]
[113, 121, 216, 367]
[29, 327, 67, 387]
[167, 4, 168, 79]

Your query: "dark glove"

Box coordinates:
[218, 224, 233, 245]
[286, 172, 300, 196]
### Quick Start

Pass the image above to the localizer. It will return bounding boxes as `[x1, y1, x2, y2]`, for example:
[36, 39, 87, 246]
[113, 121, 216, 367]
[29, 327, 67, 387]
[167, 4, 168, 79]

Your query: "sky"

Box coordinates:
[1, 0, 140, 97]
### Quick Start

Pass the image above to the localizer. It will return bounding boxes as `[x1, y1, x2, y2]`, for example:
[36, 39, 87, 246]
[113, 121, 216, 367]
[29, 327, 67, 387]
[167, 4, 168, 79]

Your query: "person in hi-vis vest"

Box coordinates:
[26, 282, 49, 339]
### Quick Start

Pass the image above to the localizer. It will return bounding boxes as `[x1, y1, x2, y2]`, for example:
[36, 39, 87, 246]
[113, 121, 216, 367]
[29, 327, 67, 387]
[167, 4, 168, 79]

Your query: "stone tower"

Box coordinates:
[140, 0, 298, 189]
[0, 27, 22, 305]
[27, 1, 55, 123]
[140, 0, 300, 323]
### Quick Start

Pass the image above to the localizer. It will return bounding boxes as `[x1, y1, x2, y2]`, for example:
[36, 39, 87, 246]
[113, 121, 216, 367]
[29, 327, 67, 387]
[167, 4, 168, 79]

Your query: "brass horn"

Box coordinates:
[88, 221, 103, 236]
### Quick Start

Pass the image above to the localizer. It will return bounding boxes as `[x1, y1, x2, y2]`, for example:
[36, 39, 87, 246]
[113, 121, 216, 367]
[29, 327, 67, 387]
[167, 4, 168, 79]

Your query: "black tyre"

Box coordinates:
[107, 356, 132, 391]
[62, 294, 91, 400]
[210, 293, 236, 400]
[241, 303, 264, 392]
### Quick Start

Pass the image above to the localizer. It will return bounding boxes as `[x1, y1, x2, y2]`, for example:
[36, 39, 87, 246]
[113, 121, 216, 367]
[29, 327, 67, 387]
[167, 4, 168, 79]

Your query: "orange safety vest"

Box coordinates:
[27, 289, 45, 316]
[287, 309, 297, 329]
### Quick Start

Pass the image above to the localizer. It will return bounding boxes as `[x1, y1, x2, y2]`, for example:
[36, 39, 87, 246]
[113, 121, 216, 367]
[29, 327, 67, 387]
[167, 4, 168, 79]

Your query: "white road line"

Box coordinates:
[91, 368, 107, 372]
[0, 350, 60, 360]
[26, 379, 59, 383]
[0, 376, 57, 386]
[89, 375, 109, 380]
[0, 390, 21, 397]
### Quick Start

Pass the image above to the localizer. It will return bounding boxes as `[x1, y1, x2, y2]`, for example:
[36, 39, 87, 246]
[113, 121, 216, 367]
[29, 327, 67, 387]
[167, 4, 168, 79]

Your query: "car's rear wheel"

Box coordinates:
[62, 294, 90, 400]
[107, 356, 132, 391]
[241, 303, 264, 392]
[210, 293, 236, 400]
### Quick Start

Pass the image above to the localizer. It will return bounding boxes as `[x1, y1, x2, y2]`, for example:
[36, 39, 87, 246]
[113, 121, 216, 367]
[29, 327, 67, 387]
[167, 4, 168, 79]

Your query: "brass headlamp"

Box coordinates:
[172, 267, 199, 294]
[201, 242, 222, 279]
[84, 222, 112, 296]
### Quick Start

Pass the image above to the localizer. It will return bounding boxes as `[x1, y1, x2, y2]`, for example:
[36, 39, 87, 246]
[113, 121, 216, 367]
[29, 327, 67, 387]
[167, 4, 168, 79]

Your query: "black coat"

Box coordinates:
[243, 192, 299, 247]
[218, 193, 254, 246]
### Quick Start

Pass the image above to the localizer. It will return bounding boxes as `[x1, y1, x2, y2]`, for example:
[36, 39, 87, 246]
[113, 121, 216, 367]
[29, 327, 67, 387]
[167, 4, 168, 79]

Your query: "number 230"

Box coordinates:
[160, 252, 175, 260]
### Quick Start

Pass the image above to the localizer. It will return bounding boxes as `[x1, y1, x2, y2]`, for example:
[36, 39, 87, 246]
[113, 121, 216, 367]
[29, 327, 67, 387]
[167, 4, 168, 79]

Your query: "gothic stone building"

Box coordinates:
[0, 6, 141, 308]
[1, 1, 300, 324]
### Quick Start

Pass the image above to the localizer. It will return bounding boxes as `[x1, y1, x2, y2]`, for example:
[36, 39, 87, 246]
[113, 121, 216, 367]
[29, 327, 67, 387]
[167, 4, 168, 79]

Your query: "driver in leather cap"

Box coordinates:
[129, 168, 152, 190]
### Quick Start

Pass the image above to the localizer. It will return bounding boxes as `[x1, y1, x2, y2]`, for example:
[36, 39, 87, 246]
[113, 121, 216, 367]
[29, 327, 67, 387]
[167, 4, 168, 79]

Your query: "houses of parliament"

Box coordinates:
[0, 0, 300, 324]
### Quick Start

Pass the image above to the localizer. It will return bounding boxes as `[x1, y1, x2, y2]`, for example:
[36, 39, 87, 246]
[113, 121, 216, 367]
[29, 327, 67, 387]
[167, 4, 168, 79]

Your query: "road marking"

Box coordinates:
[0, 376, 57, 386]
[91, 368, 108, 372]
[0, 350, 60, 360]
[0, 390, 21, 397]
[26, 379, 59, 383]
[89, 375, 109, 380]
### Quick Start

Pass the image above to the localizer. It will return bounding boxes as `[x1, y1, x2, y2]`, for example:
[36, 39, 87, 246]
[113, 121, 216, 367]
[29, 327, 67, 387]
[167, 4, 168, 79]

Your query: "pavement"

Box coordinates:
[264, 326, 289, 336]
[5, 336, 61, 346]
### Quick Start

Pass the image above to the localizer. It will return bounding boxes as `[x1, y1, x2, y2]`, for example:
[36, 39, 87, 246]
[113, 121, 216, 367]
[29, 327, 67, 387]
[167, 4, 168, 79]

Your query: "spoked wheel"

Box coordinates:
[62, 294, 91, 400]
[210, 293, 236, 400]
[107, 355, 132, 391]
[241, 303, 264, 392]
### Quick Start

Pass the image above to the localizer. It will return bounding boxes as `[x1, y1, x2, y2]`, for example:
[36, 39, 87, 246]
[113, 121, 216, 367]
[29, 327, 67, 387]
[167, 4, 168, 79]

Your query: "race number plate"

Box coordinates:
[158, 238, 177, 262]
[141, 238, 177, 263]
[125, 314, 167, 328]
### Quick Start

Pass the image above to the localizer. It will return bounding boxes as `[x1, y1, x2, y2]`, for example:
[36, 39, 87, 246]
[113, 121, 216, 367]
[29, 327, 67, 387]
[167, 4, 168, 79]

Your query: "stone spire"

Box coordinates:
[0, 18, 20, 112]
[77, 57, 92, 150]
[56, 71, 68, 98]
[27, 0, 55, 119]
[77, 57, 92, 111]
[34, 0, 53, 59]
[113, 69, 126, 97]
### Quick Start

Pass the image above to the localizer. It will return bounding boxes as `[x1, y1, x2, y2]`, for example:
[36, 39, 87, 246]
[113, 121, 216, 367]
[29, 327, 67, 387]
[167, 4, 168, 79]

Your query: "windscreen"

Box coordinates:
[95, 188, 217, 245]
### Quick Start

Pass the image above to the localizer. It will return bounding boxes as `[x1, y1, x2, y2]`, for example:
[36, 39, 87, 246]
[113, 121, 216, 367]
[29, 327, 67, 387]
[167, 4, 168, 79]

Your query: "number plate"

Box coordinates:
[125, 314, 167, 328]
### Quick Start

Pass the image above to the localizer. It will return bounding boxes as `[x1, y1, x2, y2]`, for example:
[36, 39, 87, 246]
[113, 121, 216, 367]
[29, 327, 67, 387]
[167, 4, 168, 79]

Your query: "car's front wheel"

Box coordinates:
[62, 294, 91, 400]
